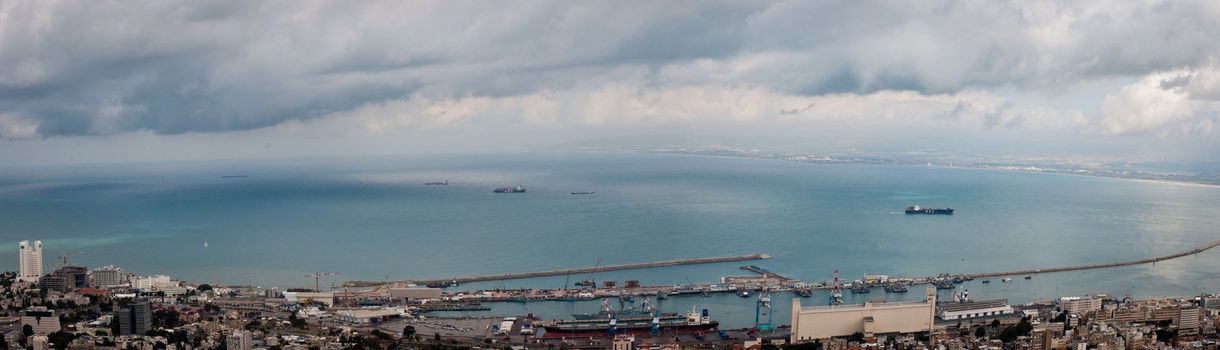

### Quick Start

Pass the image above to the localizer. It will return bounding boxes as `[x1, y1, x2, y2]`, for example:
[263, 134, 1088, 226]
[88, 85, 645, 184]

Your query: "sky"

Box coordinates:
[1, 1, 1219, 165]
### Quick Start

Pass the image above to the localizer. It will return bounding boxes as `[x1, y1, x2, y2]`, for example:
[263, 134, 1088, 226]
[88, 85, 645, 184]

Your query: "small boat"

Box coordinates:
[883, 283, 908, 293]
[981, 280, 990, 284]
[797, 289, 813, 298]
[570, 191, 595, 195]
[739, 291, 751, 298]
[1024, 276, 1032, 280]
[850, 284, 871, 294]
[1001, 277, 1013, 282]
[574, 279, 595, 287]
[700, 291, 712, 298]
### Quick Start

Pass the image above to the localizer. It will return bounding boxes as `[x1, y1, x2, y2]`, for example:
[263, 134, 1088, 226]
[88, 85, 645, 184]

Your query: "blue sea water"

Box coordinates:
[2, 152, 1220, 328]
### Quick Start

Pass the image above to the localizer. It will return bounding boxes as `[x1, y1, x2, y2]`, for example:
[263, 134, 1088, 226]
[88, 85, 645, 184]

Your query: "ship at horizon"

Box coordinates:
[494, 185, 526, 193]
[425, 180, 449, 185]
[905, 204, 953, 215]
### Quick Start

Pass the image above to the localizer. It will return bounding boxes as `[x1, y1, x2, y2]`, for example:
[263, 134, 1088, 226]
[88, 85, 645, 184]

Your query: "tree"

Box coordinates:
[433, 333, 441, 343]
[974, 326, 986, 338]
[0, 332, 8, 350]
[198, 284, 213, 292]
[22, 325, 33, 338]
[47, 331, 77, 350]
[402, 326, 416, 341]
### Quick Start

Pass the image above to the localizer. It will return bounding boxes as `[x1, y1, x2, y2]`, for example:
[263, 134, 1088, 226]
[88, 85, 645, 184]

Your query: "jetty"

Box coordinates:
[962, 238, 1220, 279]
[345, 254, 770, 287]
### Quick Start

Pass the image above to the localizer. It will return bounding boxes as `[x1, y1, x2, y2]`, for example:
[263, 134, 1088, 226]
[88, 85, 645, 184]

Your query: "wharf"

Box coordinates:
[345, 254, 770, 287]
[739, 265, 793, 281]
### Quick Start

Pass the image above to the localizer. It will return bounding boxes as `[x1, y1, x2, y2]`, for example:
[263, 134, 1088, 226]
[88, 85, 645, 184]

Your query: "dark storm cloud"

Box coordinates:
[1, 0, 1218, 138]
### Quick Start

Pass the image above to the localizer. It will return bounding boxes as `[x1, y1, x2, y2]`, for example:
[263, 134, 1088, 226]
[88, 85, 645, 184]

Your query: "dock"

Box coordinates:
[346, 254, 770, 287]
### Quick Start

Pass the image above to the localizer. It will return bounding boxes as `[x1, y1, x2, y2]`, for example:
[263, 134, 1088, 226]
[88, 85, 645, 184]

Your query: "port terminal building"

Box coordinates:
[790, 287, 936, 342]
[936, 299, 1014, 321]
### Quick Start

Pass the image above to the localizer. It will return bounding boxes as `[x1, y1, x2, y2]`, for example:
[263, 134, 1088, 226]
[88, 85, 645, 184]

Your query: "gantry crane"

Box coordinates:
[306, 272, 340, 291]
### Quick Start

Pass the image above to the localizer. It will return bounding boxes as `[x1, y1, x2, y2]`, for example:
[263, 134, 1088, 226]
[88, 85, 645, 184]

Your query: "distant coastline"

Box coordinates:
[638, 148, 1220, 189]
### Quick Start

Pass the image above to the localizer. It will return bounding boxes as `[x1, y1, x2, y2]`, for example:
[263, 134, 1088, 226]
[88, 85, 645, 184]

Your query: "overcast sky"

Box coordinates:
[2, 1, 1219, 165]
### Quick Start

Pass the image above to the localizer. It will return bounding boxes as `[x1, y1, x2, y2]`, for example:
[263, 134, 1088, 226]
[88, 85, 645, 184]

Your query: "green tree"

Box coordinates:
[22, 325, 33, 338]
[0, 332, 9, 350]
[974, 326, 986, 338]
[198, 284, 213, 292]
[402, 325, 416, 341]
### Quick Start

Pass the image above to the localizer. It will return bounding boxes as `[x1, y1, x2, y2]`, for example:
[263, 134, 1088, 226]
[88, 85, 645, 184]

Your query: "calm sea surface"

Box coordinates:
[3, 152, 1220, 328]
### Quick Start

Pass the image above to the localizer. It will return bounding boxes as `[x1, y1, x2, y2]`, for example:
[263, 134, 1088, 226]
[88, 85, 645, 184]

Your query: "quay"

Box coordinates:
[345, 254, 770, 287]
[740, 264, 793, 281]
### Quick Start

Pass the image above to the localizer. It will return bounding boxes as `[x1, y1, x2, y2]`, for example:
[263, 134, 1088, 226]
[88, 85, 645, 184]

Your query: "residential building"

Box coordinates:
[90, 265, 124, 287]
[226, 330, 252, 350]
[1059, 296, 1103, 316]
[130, 275, 174, 291]
[18, 240, 43, 283]
[117, 301, 153, 336]
[30, 335, 49, 350]
[21, 307, 61, 335]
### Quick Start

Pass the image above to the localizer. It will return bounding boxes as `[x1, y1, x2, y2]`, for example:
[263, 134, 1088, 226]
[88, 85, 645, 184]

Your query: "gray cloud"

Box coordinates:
[1, 0, 1218, 138]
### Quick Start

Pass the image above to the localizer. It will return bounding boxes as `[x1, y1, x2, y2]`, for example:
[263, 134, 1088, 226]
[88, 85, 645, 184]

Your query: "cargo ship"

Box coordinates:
[425, 180, 448, 185]
[494, 185, 526, 193]
[541, 307, 718, 338]
[571, 191, 595, 195]
[905, 204, 953, 215]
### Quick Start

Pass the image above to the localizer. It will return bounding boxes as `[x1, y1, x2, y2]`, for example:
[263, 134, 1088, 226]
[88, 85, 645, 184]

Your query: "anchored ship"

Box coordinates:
[905, 204, 953, 215]
[494, 185, 526, 193]
[425, 180, 449, 185]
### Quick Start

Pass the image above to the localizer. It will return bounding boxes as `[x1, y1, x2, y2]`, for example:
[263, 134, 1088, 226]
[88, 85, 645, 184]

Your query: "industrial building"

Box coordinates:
[790, 287, 936, 342]
[389, 287, 442, 300]
[936, 299, 1014, 320]
[18, 240, 43, 283]
[283, 291, 334, 306]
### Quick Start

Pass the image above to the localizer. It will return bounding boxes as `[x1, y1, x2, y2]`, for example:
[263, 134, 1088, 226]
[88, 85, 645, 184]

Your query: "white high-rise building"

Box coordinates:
[18, 240, 43, 283]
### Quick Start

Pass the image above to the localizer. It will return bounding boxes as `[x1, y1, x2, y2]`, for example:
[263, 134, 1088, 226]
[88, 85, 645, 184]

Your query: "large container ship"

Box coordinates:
[905, 204, 953, 215]
[540, 307, 718, 338]
[494, 185, 526, 193]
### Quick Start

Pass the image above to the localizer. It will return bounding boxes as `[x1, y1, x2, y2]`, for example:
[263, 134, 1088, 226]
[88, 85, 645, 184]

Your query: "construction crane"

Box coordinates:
[306, 272, 340, 291]
[58, 251, 82, 268]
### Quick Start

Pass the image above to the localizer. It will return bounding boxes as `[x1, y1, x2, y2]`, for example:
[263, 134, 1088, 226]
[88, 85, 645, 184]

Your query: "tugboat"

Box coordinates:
[494, 185, 526, 193]
[905, 204, 954, 215]
[797, 289, 813, 298]
[884, 283, 908, 293]
[933, 279, 956, 289]
[850, 284, 871, 294]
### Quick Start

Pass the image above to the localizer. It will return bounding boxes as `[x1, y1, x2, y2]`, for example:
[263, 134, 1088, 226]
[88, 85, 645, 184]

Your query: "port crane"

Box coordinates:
[755, 287, 773, 331]
[58, 251, 82, 268]
[306, 272, 340, 291]
[829, 269, 843, 306]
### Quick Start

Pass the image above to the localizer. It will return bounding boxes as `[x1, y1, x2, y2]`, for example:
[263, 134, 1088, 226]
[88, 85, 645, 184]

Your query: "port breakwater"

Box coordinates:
[961, 238, 1220, 279]
[345, 254, 770, 287]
